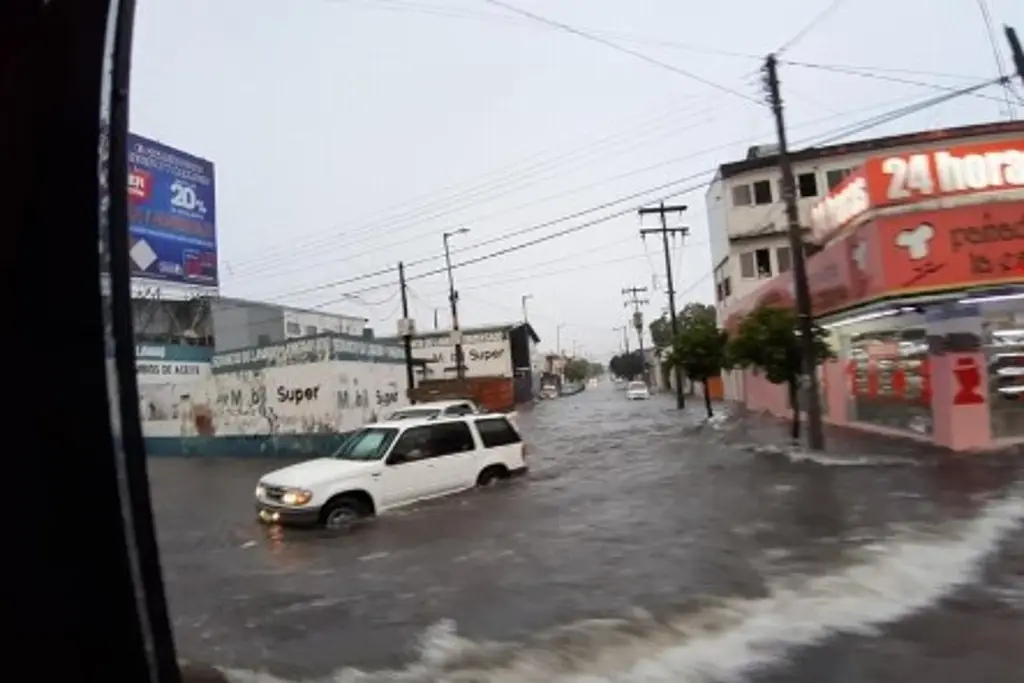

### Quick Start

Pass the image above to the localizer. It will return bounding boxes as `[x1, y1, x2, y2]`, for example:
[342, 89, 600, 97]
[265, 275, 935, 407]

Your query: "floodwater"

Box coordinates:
[148, 382, 1024, 682]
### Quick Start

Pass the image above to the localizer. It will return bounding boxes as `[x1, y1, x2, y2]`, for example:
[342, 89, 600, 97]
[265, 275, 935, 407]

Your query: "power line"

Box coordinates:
[975, 0, 1018, 119]
[219, 79, 1007, 324]
[780, 59, 1011, 104]
[226, 98, 719, 278]
[776, 0, 848, 55]
[476, 0, 765, 106]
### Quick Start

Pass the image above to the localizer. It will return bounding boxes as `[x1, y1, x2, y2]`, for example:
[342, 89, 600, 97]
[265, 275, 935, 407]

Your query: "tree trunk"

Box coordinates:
[702, 378, 713, 418]
[788, 380, 801, 441]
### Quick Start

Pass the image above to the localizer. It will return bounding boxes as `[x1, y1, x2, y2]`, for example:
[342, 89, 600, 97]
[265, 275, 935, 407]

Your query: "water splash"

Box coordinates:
[223, 492, 1024, 683]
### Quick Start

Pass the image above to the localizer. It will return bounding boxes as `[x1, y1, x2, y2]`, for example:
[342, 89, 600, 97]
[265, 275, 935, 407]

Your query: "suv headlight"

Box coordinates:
[281, 489, 313, 506]
[255, 484, 266, 499]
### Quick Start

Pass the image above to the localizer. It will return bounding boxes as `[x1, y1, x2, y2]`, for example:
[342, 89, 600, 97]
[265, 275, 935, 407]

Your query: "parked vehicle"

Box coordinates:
[626, 381, 650, 400]
[386, 399, 484, 420]
[254, 414, 528, 529]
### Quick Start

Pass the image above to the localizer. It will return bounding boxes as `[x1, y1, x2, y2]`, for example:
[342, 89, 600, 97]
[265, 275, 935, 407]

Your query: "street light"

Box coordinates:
[443, 227, 470, 380]
[521, 294, 533, 323]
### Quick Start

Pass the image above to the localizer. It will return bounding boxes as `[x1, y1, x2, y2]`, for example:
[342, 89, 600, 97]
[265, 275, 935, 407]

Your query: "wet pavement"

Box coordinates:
[148, 382, 1024, 682]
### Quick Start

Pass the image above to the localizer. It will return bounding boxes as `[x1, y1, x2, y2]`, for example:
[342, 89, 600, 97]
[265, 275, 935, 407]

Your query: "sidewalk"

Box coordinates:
[708, 404, 1024, 468]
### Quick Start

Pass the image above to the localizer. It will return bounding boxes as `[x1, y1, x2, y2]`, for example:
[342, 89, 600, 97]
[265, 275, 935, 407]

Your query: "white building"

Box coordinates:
[706, 122, 1024, 324]
[705, 121, 1024, 399]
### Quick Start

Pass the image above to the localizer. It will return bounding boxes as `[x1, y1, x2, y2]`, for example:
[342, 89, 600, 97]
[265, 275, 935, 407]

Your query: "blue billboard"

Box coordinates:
[127, 133, 218, 287]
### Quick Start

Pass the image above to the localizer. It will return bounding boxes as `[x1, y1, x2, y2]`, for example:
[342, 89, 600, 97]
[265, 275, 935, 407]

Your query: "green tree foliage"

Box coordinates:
[608, 350, 645, 381]
[665, 311, 728, 418]
[725, 305, 834, 439]
[563, 358, 591, 383]
[649, 315, 673, 350]
[587, 361, 605, 377]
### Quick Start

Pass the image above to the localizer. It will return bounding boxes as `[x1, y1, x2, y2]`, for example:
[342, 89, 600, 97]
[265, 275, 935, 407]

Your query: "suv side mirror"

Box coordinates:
[386, 452, 406, 465]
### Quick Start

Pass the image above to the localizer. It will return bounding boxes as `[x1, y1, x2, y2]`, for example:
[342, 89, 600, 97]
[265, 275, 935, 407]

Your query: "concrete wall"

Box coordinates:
[143, 333, 410, 456]
[211, 298, 283, 351]
[409, 328, 514, 379]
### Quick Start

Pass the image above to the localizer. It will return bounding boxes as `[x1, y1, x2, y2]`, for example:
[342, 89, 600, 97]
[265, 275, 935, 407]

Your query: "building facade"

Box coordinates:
[210, 296, 367, 351]
[707, 121, 1024, 405]
[721, 127, 1024, 452]
[395, 323, 540, 404]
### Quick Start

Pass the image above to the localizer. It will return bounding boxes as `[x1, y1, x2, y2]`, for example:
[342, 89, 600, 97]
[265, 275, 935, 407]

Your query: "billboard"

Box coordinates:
[127, 134, 218, 287]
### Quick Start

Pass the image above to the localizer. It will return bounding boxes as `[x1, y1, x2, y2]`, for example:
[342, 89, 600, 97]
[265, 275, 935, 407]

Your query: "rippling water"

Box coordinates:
[149, 383, 1024, 682]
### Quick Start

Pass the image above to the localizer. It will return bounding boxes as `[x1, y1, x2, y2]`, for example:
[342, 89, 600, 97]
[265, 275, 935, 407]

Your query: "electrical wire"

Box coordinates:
[226, 98, 720, 278]
[211, 79, 1008, 327]
[476, 0, 765, 106]
[974, 0, 1018, 119]
[228, 107, 720, 284]
[775, 0, 848, 56]
[780, 59, 1011, 104]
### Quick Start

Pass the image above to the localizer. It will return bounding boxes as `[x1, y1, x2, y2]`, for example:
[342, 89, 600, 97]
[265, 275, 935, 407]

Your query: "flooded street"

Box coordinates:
[149, 384, 1024, 682]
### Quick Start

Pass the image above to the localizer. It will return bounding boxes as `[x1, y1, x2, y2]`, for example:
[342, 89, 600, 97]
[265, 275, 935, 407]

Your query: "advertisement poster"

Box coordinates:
[127, 133, 218, 287]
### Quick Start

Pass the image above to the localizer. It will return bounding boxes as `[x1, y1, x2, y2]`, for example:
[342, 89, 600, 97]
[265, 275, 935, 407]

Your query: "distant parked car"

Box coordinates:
[626, 381, 650, 400]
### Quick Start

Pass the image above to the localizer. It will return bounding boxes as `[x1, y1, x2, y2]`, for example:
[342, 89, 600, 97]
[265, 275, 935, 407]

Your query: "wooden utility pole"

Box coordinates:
[621, 286, 649, 382]
[397, 262, 416, 403]
[639, 201, 689, 409]
[763, 54, 825, 451]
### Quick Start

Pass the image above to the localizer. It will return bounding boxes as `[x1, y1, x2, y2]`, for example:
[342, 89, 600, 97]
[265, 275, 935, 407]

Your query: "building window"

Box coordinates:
[797, 172, 818, 198]
[716, 281, 724, 302]
[983, 315, 1024, 439]
[825, 168, 852, 190]
[752, 179, 773, 205]
[739, 252, 755, 279]
[777, 246, 792, 273]
[847, 328, 932, 435]
[754, 248, 772, 277]
[723, 277, 732, 297]
[731, 184, 752, 207]
[285, 322, 301, 336]
[305, 325, 318, 336]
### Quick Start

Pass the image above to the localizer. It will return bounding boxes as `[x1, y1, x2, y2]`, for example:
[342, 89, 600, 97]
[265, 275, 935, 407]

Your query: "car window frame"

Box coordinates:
[474, 416, 522, 449]
[385, 420, 476, 465]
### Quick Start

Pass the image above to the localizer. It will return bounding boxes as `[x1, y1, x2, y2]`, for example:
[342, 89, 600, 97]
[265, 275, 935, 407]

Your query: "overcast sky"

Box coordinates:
[130, 0, 1023, 358]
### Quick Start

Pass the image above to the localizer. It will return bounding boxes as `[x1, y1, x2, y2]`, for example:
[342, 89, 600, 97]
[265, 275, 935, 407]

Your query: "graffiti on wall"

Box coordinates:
[178, 361, 408, 437]
[411, 330, 512, 378]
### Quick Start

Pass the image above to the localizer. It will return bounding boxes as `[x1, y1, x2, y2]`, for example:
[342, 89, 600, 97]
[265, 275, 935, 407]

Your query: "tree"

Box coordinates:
[649, 315, 673, 350]
[725, 305, 834, 440]
[665, 313, 728, 419]
[587, 361, 605, 377]
[563, 358, 590, 383]
[608, 350, 645, 381]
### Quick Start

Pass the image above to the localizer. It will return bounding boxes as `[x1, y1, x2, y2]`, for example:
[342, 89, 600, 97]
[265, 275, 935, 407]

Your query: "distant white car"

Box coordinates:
[626, 381, 650, 400]
[254, 414, 528, 529]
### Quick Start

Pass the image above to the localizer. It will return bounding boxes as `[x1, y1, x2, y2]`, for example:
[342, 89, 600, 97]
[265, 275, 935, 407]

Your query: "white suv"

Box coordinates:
[254, 414, 528, 529]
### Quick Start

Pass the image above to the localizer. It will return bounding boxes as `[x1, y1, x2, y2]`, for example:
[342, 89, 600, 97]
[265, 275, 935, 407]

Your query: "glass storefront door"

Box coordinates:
[982, 314, 1024, 439]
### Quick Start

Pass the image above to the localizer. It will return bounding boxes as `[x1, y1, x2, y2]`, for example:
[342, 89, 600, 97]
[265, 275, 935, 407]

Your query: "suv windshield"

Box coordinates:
[332, 427, 398, 461]
[628, 382, 646, 390]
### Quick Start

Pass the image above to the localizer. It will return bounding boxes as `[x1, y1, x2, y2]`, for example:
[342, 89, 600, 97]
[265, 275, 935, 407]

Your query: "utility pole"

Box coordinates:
[521, 294, 533, 323]
[433, 308, 439, 330]
[622, 286, 649, 383]
[556, 323, 565, 356]
[397, 262, 416, 403]
[763, 54, 825, 451]
[639, 201, 689, 409]
[613, 325, 628, 353]
[1007, 26, 1024, 86]
[443, 228, 470, 380]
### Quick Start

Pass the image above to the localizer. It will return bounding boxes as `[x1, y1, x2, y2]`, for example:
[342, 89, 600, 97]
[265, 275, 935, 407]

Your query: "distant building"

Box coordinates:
[209, 296, 367, 352]
[385, 322, 540, 404]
